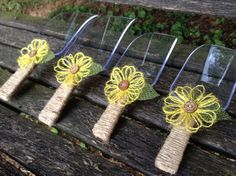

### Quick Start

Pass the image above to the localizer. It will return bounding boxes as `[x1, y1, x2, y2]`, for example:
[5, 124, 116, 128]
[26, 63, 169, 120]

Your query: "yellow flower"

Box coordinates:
[54, 52, 93, 86]
[163, 85, 220, 133]
[104, 65, 145, 106]
[17, 39, 49, 68]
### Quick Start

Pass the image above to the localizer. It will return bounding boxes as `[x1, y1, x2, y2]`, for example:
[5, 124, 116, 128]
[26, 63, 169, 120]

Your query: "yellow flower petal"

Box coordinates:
[197, 93, 220, 110]
[196, 110, 217, 126]
[124, 88, 141, 104]
[163, 104, 183, 115]
[164, 92, 185, 105]
[107, 89, 124, 104]
[104, 65, 145, 106]
[54, 52, 93, 86]
[111, 67, 124, 83]
[74, 52, 85, 61]
[31, 39, 49, 64]
[166, 113, 185, 126]
[20, 47, 30, 56]
[129, 73, 145, 89]
[17, 55, 33, 68]
[122, 65, 136, 81]
[185, 113, 201, 133]
[175, 86, 191, 102]
[163, 85, 220, 133]
[191, 85, 205, 101]
[17, 39, 50, 68]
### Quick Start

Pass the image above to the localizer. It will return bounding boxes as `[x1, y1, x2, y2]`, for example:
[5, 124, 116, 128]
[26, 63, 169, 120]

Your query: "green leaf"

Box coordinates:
[42, 50, 55, 63]
[137, 9, 146, 19]
[50, 127, 59, 135]
[216, 107, 232, 121]
[138, 82, 159, 101]
[88, 62, 103, 76]
[79, 142, 87, 149]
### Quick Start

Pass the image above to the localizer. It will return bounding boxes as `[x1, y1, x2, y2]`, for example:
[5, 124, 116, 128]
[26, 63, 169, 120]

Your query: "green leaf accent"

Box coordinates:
[50, 127, 59, 135]
[88, 62, 103, 76]
[79, 142, 87, 149]
[216, 107, 232, 121]
[41, 50, 55, 63]
[138, 82, 159, 101]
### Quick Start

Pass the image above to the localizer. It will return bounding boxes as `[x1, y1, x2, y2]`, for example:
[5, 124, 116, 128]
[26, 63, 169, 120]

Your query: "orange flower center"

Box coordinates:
[70, 65, 80, 74]
[29, 50, 37, 57]
[184, 100, 198, 113]
[119, 80, 129, 90]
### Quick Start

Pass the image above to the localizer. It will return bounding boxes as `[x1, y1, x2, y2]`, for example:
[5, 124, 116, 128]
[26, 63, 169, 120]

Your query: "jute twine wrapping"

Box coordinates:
[0, 64, 36, 101]
[92, 103, 124, 143]
[155, 125, 191, 174]
[38, 84, 74, 127]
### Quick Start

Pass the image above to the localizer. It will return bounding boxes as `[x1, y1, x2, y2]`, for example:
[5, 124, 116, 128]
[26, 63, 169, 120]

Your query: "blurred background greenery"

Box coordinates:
[1, 0, 235, 48]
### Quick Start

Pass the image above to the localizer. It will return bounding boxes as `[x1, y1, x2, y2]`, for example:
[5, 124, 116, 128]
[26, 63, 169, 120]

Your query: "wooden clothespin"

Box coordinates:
[0, 39, 54, 101]
[92, 65, 159, 142]
[38, 52, 103, 127]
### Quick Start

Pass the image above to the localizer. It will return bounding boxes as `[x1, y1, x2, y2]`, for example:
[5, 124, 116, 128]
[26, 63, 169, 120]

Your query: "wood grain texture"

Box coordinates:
[0, 104, 133, 176]
[0, 22, 234, 113]
[0, 152, 26, 176]
[97, 0, 236, 18]
[0, 151, 35, 176]
[0, 42, 235, 160]
[1, 18, 234, 85]
[0, 16, 235, 175]
[0, 161, 22, 176]
[0, 68, 235, 176]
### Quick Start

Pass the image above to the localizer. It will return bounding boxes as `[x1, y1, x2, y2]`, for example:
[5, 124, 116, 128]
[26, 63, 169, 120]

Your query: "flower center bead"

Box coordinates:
[118, 80, 129, 90]
[70, 65, 80, 74]
[29, 50, 37, 57]
[184, 100, 198, 113]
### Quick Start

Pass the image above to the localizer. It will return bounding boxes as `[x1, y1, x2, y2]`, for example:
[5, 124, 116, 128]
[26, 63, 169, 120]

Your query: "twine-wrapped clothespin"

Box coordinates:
[92, 65, 159, 142]
[155, 85, 221, 174]
[38, 52, 103, 127]
[0, 39, 54, 101]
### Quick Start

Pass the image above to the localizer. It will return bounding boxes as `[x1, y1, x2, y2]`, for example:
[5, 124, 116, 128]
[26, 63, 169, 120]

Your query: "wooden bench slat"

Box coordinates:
[1, 17, 235, 84]
[0, 30, 236, 160]
[97, 0, 236, 18]
[0, 15, 235, 175]
[0, 67, 235, 175]
[0, 104, 133, 176]
[0, 23, 235, 115]
[0, 152, 25, 176]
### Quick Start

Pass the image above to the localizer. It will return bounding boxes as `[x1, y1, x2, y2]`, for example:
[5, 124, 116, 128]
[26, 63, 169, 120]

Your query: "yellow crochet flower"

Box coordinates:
[17, 39, 49, 68]
[163, 85, 220, 133]
[54, 52, 93, 86]
[104, 65, 145, 106]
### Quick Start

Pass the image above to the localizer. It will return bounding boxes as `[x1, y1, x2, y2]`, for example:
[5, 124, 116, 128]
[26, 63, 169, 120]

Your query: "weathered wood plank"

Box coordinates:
[0, 104, 134, 176]
[0, 162, 21, 176]
[0, 152, 25, 176]
[0, 15, 216, 78]
[0, 67, 235, 176]
[0, 16, 235, 175]
[97, 0, 236, 18]
[0, 30, 236, 160]
[0, 36, 235, 115]
[0, 23, 235, 114]
[0, 12, 76, 40]
[0, 151, 35, 176]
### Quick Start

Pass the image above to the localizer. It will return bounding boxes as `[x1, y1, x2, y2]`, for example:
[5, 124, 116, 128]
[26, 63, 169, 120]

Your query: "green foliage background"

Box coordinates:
[1, 0, 236, 48]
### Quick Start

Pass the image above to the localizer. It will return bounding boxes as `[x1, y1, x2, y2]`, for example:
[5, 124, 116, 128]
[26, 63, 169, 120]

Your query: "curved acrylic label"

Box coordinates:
[112, 32, 177, 86]
[170, 44, 236, 110]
